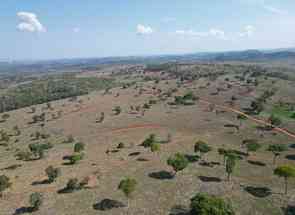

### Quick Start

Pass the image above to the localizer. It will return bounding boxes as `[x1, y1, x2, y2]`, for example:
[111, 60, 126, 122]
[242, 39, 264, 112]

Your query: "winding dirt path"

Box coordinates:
[199, 98, 295, 139]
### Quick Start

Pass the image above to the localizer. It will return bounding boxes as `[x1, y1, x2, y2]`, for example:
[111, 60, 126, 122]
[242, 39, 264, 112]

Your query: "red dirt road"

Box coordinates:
[111, 123, 162, 132]
[199, 98, 295, 139]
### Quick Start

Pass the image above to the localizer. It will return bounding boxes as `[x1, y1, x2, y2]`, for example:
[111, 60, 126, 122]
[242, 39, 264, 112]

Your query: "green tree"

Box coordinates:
[246, 142, 261, 156]
[274, 165, 295, 195]
[0, 175, 11, 198]
[45, 166, 61, 183]
[29, 192, 43, 211]
[142, 134, 156, 148]
[118, 177, 137, 210]
[268, 114, 282, 127]
[194, 141, 212, 161]
[29, 143, 45, 159]
[236, 114, 247, 127]
[150, 142, 160, 153]
[190, 193, 235, 215]
[113, 106, 122, 115]
[268, 144, 287, 165]
[226, 156, 236, 181]
[167, 153, 189, 176]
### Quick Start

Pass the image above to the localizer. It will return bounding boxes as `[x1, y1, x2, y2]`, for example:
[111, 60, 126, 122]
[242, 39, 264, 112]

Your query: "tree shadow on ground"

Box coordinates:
[247, 160, 266, 167]
[244, 186, 272, 198]
[184, 154, 199, 163]
[231, 150, 248, 157]
[199, 161, 220, 167]
[283, 205, 295, 215]
[110, 149, 120, 153]
[14, 207, 34, 215]
[129, 152, 140, 157]
[1, 164, 22, 171]
[93, 199, 125, 211]
[285, 155, 295, 161]
[32, 179, 50, 185]
[148, 170, 174, 180]
[62, 162, 75, 166]
[137, 157, 149, 162]
[57, 187, 79, 194]
[169, 205, 190, 215]
[198, 176, 222, 183]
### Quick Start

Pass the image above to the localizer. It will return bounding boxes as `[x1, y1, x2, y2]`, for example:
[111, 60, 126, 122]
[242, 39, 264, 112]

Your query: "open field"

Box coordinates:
[1, 62, 295, 215]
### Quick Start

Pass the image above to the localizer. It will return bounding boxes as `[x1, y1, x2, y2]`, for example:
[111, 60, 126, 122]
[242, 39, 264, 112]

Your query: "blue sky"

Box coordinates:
[1, 0, 295, 60]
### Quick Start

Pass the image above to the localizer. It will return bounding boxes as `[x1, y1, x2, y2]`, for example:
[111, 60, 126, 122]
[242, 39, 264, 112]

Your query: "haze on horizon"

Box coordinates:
[1, 0, 295, 60]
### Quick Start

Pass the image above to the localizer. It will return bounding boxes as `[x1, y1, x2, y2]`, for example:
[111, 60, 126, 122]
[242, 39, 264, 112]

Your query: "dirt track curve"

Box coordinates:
[199, 98, 295, 139]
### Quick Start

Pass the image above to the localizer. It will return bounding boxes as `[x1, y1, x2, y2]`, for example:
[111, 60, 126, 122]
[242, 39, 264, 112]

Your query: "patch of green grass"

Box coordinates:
[271, 105, 294, 118]
[261, 105, 295, 120]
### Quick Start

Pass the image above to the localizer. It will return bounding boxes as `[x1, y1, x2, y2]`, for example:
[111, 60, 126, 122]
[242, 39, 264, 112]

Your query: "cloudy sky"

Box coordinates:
[1, 0, 295, 60]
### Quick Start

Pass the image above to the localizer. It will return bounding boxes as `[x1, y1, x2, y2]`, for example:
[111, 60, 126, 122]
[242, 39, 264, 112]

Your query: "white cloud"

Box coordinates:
[73, 27, 80, 33]
[238, 25, 255, 37]
[175, 28, 226, 39]
[209, 29, 226, 39]
[136, 24, 153, 35]
[259, 0, 288, 15]
[176, 25, 255, 40]
[17, 12, 46, 32]
[263, 5, 288, 15]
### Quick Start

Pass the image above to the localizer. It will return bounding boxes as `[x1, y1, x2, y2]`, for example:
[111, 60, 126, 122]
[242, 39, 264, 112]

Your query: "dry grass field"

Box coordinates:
[1, 63, 295, 215]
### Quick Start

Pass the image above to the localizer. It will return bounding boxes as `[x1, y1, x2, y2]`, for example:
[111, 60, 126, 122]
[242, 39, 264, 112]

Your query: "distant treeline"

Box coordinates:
[145, 63, 173, 72]
[0, 75, 116, 113]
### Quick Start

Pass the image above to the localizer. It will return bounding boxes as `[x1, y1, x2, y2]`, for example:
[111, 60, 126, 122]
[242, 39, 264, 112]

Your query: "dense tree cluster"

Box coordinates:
[0, 76, 115, 113]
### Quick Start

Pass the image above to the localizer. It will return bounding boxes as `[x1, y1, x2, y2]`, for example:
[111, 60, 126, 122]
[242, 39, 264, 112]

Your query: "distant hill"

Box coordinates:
[210, 50, 295, 61]
[1, 48, 295, 74]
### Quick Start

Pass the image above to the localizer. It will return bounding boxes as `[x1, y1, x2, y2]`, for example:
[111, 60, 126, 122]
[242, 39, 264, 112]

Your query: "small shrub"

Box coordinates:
[190, 193, 235, 215]
[74, 142, 85, 153]
[167, 153, 189, 176]
[194, 141, 212, 160]
[69, 153, 84, 164]
[16, 151, 32, 161]
[0, 175, 11, 197]
[29, 192, 43, 211]
[65, 178, 80, 192]
[118, 177, 137, 198]
[117, 142, 125, 149]
[45, 166, 61, 183]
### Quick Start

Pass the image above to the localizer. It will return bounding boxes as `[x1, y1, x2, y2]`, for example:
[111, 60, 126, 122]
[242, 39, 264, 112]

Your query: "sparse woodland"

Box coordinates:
[0, 62, 295, 214]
